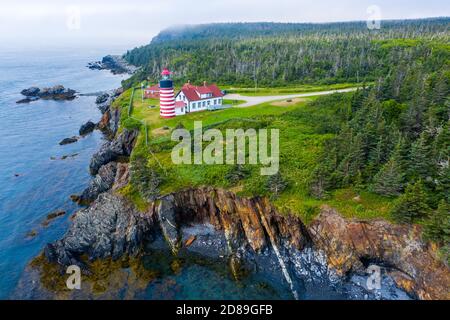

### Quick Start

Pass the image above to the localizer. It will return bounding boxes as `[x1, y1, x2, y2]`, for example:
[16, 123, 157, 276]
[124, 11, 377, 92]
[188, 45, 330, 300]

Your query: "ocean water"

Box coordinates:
[0, 47, 127, 299]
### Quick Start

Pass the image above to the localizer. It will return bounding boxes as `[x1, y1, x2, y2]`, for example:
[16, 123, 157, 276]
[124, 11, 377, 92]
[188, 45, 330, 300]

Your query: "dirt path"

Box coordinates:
[224, 87, 359, 107]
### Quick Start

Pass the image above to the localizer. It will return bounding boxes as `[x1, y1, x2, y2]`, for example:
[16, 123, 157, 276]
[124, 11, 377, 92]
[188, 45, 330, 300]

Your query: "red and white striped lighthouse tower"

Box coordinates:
[159, 68, 176, 118]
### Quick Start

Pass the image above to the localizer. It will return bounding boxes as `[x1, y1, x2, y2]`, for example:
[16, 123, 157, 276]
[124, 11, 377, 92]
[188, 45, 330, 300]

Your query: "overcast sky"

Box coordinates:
[1, 0, 449, 51]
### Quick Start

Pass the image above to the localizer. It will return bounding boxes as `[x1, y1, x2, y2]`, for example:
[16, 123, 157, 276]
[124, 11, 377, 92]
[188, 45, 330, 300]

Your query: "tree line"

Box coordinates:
[122, 19, 449, 88]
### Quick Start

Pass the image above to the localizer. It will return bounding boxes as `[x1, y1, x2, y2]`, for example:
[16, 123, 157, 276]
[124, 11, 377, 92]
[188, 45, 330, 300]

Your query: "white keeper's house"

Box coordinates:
[174, 81, 224, 116]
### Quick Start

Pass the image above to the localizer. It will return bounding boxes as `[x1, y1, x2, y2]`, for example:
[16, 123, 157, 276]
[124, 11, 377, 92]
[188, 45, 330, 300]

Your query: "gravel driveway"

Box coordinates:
[224, 87, 359, 107]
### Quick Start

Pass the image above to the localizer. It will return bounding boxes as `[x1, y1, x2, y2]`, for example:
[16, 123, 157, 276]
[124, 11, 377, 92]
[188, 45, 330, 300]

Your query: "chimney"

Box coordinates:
[203, 81, 207, 86]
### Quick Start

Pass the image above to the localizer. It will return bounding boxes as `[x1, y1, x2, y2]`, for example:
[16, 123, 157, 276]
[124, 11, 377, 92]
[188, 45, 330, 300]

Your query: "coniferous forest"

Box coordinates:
[123, 19, 449, 87]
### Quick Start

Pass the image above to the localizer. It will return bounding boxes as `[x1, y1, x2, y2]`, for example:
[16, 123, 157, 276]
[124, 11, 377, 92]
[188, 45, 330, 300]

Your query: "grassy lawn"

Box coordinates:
[116, 86, 394, 223]
[222, 82, 362, 96]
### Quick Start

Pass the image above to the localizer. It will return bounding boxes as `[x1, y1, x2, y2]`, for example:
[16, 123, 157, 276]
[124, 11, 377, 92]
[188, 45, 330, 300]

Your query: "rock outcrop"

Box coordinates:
[89, 129, 138, 175]
[95, 93, 110, 105]
[18, 85, 76, 103]
[112, 163, 130, 191]
[97, 110, 111, 132]
[21, 87, 41, 96]
[44, 193, 153, 267]
[96, 93, 112, 114]
[309, 206, 450, 300]
[108, 107, 121, 136]
[79, 121, 96, 136]
[87, 55, 138, 75]
[16, 97, 39, 104]
[38, 186, 450, 300]
[59, 136, 79, 145]
[76, 162, 118, 204]
[45, 187, 310, 266]
[162, 188, 310, 255]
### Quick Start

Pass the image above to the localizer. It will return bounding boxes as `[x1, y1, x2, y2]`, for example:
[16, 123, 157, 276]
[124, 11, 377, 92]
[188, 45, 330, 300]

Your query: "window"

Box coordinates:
[207, 100, 211, 105]
[203, 101, 206, 107]
[192, 103, 196, 109]
[213, 99, 216, 105]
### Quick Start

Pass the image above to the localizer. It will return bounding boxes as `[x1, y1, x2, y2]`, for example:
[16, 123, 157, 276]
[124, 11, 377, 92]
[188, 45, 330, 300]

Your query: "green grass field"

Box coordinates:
[223, 82, 363, 96]
[115, 86, 394, 223]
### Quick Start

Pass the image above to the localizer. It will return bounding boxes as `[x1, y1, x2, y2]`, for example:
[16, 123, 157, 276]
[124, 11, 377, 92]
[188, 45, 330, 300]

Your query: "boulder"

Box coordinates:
[79, 121, 95, 136]
[21, 87, 40, 96]
[59, 136, 78, 145]
[95, 93, 110, 104]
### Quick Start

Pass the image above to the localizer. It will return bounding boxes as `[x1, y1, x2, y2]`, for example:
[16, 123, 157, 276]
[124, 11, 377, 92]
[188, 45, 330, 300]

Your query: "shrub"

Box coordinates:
[130, 156, 162, 201]
[122, 117, 142, 130]
[423, 200, 450, 245]
[266, 172, 288, 199]
[390, 180, 430, 224]
[225, 165, 250, 185]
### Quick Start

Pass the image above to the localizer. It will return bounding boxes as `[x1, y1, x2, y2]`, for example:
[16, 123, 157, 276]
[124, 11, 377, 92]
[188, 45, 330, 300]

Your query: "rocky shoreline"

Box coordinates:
[14, 80, 450, 300]
[87, 55, 138, 75]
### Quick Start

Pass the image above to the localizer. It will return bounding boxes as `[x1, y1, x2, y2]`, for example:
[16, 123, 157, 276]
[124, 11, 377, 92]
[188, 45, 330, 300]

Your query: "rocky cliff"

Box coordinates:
[89, 129, 138, 175]
[309, 207, 450, 300]
[37, 180, 450, 299]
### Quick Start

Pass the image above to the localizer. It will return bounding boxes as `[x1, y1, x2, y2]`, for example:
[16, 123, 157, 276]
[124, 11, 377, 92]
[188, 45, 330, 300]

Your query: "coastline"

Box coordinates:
[11, 53, 449, 300]
[14, 85, 449, 299]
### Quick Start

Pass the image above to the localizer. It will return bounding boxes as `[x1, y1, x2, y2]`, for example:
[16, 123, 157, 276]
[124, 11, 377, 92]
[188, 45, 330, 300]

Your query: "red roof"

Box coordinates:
[179, 83, 224, 102]
[174, 101, 186, 109]
[161, 68, 171, 76]
[145, 84, 160, 91]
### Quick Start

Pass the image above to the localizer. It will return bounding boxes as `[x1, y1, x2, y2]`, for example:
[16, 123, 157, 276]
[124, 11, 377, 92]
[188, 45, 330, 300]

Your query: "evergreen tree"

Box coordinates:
[266, 172, 288, 199]
[423, 200, 450, 245]
[408, 131, 433, 181]
[431, 72, 449, 106]
[130, 156, 162, 201]
[225, 164, 250, 185]
[371, 156, 404, 196]
[391, 180, 430, 223]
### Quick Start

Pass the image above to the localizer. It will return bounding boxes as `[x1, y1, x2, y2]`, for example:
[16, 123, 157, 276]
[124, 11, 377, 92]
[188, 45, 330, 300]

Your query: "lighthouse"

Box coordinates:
[159, 68, 176, 118]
